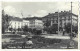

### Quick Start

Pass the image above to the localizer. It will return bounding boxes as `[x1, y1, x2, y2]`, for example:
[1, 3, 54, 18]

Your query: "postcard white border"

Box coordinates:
[0, 0, 80, 51]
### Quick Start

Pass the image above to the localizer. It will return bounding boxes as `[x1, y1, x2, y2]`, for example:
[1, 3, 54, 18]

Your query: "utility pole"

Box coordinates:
[58, 11, 59, 34]
[71, 2, 72, 40]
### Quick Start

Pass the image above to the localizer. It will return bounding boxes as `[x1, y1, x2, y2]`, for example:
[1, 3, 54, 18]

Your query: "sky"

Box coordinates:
[2, 2, 79, 18]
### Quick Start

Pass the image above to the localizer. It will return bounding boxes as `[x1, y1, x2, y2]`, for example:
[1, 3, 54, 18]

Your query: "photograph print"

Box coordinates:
[2, 2, 78, 49]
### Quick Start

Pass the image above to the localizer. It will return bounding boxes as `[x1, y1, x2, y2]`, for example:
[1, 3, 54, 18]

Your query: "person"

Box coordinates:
[63, 28, 65, 36]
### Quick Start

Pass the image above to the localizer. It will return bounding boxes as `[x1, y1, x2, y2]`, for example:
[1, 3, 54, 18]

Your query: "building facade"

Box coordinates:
[23, 20, 30, 27]
[24, 17, 43, 30]
[42, 11, 78, 33]
[7, 17, 29, 32]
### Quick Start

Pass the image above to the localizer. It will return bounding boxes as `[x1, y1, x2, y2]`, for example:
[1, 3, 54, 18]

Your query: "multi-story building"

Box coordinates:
[22, 20, 30, 27]
[9, 17, 23, 29]
[24, 17, 43, 30]
[42, 11, 78, 32]
[6, 16, 43, 32]
[6, 11, 78, 33]
[7, 17, 29, 32]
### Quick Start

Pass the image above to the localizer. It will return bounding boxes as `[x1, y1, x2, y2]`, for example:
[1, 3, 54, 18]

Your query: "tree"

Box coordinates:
[9, 28, 13, 32]
[36, 30, 42, 35]
[65, 23, 71, 33]
[50, 24, 58, 34]
[64, 23, 78, 33]
[23, 25, 28, 32]
[17, 28, 22, 32]
[32, 28, 36, 34]
[2, 10, 11, 33]
[72, 25, 78, 33]
[43, 27, 50, 33]
[43, 19, 51, 33]
[43, 24, 58, 34]
[44, 19, 51, 27]
[28, 28, 33, 33]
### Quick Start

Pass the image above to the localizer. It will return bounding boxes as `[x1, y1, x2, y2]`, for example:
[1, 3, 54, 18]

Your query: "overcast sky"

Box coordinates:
[2, 2, 79, 18]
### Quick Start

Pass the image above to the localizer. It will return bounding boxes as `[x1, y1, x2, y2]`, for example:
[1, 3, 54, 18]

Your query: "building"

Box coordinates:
[23, 20, 30, 27]
[7, 17, 29, 32]
[42, 11, 78, 33]
[24, 17, 43, 30]
[9, 17, 23, 29]
[6, 16, 43, 32]
[7, 17, 23, 32]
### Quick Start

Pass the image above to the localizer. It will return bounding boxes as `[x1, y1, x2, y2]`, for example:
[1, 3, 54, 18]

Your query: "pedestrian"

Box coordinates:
[63, 28, 65, 36]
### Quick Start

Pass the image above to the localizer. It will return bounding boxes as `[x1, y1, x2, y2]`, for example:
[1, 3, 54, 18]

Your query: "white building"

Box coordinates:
[23, 20, 30, 27]
[7, 17, 29, 32]
[34, 19, 43, 29]
[24, 17, 44, 30]
[6, 17, 43, 32]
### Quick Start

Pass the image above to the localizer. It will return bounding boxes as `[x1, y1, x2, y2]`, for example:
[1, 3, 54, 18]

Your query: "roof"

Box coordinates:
[43, 11, 78, 18]
[10, 17, 23, 21]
